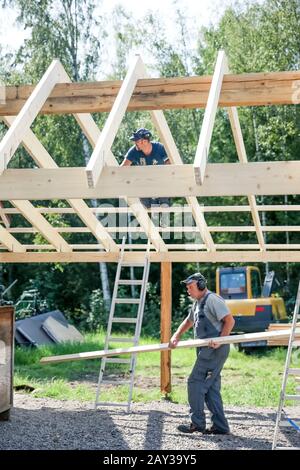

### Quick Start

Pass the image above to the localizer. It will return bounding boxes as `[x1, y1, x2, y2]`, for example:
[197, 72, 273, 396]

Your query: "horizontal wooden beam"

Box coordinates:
[7, 225, 300, 234]
[40, 328, 297, 364]
[0, 161, 299, 200]
[1, 250, 300, 262]
[1, 71, 299, 116]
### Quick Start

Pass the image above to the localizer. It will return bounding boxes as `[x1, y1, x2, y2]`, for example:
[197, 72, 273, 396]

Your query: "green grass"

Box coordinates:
[14, 331, 298, 406]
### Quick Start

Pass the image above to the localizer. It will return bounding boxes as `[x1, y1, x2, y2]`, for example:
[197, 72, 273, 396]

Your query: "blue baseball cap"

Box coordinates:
[181, 273, 206, 285]
[129, 128, 152, 141]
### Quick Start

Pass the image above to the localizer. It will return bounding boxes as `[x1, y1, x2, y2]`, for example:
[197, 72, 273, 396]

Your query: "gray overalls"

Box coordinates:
[188, 292, 230, 432]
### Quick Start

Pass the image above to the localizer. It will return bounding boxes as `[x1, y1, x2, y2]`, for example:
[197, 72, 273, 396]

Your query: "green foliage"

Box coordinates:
[86, 288, 107, 331]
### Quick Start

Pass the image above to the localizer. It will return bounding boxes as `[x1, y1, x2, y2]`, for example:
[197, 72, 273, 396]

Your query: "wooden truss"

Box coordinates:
[0, 52, 299, 263]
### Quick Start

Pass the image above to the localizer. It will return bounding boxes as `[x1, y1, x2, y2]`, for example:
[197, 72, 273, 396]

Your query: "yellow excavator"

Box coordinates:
[216, 266, 288, 347]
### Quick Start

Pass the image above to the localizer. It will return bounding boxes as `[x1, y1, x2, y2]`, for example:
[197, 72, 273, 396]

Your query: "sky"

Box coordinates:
[0, 0, 244, 52]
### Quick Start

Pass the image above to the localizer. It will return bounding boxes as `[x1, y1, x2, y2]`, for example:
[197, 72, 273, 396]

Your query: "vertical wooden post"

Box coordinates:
[160, 261, 172, 395]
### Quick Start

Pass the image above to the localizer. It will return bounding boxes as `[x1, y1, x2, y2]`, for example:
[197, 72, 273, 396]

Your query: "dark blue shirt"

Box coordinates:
[125, 142, 169, 166]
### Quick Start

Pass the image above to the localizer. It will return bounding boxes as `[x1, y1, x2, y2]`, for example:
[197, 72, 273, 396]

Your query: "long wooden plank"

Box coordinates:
[2, 71, 299, 116]
[40, 328, 298, 364]
[194, 51, 228, 184]
[0, 161, 300, 200]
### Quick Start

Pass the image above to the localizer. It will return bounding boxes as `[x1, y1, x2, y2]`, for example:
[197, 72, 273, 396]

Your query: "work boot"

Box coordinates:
[177, 422, 205, 434]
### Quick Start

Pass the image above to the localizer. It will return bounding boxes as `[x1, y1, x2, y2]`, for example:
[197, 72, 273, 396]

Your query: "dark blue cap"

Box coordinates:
[181, 272, 206, 285]
[129, 128, 152, 141]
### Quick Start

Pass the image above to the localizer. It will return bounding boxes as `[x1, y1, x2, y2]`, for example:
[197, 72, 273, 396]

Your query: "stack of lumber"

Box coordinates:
[267, 323, 300, 346]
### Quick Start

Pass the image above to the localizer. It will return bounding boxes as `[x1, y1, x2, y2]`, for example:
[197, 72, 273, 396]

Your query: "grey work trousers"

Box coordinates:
[187, 344, 230, 432]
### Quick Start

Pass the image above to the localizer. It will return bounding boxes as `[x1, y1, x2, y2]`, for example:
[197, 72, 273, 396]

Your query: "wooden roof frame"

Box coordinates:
[0, 52, 299, 263]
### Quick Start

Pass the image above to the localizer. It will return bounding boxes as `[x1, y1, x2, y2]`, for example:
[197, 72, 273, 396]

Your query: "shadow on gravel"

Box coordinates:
[1, 403, 299, 451]
[0, 406, 130, 450]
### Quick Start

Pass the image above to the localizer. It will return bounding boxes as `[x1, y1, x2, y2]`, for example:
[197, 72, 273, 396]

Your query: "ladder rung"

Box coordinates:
[95, 402, 129, 407]
[111, 317, 137, 323]
[109, 337, 135, 342]
[121, 262, 145, 267]
[285, 394, 300, 401]
[105, 358, 131, 364]
[118, 280, 143, 285]
[115, 298, 140, 304]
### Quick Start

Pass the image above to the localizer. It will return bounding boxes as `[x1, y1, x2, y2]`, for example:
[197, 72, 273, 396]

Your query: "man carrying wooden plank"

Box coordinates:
[169, 272, 235, 435]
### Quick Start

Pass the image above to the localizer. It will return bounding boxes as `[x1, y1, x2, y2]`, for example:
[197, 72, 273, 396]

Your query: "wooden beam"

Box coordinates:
[150, 107, 215, 251]
[160, 262, 172, 396]
[0, 161, 300, 199]
[2, 204, 300, 215]
[125, 197, 167, 252]
[0, 60, 65, 174]
[227, 96, 265, 250]
[68, 105, 166, 252]
[1, 250, 300, 263]
[2, 71, 299, 116]
[0, 225, 25, 252]
[2, 115, 119, 253]
[0, 201, 10, 228]
[40, 328, 298, 364]
[135, 56, 214, 252]
[4, 243, 300, 251]
[194, 51, 228, 184]
[8, 225, 300, 234]
[86, 55, 145, 187]
[12, 200, 72, 252]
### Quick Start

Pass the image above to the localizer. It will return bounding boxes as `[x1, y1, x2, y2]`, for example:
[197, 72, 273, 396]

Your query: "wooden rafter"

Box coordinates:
[0, 250, 300, 263]
[1, 204, 299, 215]
[11, 200, 72, 252]
[86, 55, 145, 188]
[2, 70, 299, 116]
[0, 53, 299, 260]
[0, 201, 10, 228]
[0, 60, 65, 175]
[194, 51, 228, 185]
[0, 224, 25, 253]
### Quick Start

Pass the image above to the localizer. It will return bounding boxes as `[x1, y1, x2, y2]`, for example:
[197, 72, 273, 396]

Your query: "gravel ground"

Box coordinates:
[0, 393, 299, 450]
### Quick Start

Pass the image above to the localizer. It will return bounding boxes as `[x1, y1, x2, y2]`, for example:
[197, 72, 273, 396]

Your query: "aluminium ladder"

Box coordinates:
[95, 240, 150, 413]
[272, 280, 300, 450]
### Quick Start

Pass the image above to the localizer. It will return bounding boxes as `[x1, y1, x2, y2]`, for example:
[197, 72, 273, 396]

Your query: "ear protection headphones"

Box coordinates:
[196, 276, 207, 291]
